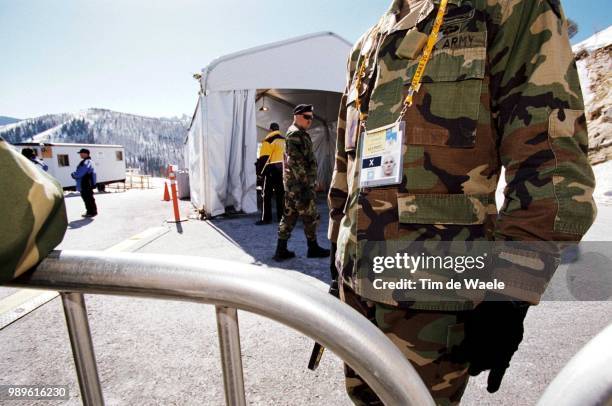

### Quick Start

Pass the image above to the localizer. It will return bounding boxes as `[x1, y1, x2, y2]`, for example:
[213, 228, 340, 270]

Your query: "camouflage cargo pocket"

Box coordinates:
[404, 30, 486, 148]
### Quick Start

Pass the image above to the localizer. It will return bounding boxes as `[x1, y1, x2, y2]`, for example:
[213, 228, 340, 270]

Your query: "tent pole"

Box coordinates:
[255, 90, 269, 103]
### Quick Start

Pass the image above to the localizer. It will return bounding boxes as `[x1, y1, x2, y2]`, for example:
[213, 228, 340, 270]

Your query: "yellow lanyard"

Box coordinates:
[354, 0, 449, 125]
[404, 0, 448, 108]
[354, 62, 368, 120]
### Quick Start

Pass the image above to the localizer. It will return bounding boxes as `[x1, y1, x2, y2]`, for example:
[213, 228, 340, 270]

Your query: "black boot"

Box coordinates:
[307, 239, 330, 258]
[273, 239, 295, 261]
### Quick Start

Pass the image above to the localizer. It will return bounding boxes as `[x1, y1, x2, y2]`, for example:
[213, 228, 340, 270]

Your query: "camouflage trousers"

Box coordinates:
[340, 284, 469, 406]
[278, 190, 319, 240]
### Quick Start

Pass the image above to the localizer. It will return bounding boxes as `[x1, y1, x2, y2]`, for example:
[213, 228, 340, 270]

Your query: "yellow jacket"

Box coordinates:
[256, 130, 285, 175]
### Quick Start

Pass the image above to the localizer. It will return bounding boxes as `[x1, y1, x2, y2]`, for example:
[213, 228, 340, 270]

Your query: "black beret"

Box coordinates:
[270, 122, 280, 131]
[78, 148, 90, 154]
[293, 104, 314, 115]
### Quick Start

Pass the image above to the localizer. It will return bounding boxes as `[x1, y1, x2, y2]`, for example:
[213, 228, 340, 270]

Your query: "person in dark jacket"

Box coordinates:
[71, 148, 98, 217]
[21, 148, 49, 172]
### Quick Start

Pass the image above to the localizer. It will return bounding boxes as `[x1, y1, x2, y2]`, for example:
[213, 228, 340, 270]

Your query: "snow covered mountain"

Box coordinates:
[0, 116, 20, 126]
[0, 109, 188, 175]
[574, 26, 612, 164]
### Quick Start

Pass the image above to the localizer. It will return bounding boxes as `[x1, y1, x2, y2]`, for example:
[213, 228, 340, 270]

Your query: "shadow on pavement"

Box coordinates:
[68, 218, 94, 229]
[209, 197, 332, 283]
[64, 191, 116, 199]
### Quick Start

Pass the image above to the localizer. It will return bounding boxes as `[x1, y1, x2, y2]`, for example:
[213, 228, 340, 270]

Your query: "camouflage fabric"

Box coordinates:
[278, 192, 319, 240]
[328, 0, 596, 310]
[341, 283, 468, 406]
[0, 137, 67, 284]
[283, 125, 318, 190]
[278, 125, 320, 240]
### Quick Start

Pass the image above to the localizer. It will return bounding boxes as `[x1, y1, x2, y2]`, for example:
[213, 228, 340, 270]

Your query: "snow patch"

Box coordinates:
[573, 25, 612, 54]
[593, 160, 612, 206]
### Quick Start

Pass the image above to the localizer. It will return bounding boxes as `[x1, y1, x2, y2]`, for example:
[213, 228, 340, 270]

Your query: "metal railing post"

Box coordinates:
[61, 293, 104, 406]
[215, 306, 246, 406]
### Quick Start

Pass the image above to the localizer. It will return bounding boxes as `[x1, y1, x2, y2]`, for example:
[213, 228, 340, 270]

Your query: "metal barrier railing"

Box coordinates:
[8, 250, 436, 406]
[537, 324, 612, 406]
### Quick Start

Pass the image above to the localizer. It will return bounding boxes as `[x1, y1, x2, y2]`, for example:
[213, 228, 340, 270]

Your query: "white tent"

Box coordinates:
[185, 32, 351, 217]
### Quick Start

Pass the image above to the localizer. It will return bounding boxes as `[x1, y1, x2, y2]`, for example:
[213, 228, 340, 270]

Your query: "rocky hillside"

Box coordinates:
[0, 109, 188, 175]
[574, 26, 612, 164]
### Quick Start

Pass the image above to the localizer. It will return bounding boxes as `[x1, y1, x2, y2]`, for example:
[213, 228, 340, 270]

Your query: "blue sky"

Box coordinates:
[1, 0, 609, 119]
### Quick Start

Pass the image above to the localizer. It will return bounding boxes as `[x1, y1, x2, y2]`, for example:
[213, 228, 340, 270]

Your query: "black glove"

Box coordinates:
[451, 296, 529, 393]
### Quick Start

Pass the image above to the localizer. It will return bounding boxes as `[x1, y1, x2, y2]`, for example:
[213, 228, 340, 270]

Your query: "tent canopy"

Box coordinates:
[201, 32, 351, 93]
[186, 32, 351, 217]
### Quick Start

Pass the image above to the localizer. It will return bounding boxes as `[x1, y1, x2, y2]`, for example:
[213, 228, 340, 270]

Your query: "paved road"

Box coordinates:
[1, 182, 611, 405]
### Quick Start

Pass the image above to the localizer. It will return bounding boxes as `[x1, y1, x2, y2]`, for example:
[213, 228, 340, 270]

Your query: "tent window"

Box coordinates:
[116, 151, 124, 161]
[57, 154, 70, 167]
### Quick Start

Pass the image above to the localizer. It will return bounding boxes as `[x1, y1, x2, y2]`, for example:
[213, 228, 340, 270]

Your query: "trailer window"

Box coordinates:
[58, 154, 70, 167]
[116, 151, 123, 161]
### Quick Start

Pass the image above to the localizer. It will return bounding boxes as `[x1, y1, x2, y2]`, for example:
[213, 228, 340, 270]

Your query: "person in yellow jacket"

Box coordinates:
[255, 123, 286, 225]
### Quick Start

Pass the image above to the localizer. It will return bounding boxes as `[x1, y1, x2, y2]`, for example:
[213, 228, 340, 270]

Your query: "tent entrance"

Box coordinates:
[255, 88, 341, 191]
[185, 33, 351, 218]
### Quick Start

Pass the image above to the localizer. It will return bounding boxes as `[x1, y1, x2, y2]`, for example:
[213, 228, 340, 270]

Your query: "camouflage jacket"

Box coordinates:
[328, 0, 597, 310]
[283, 125, 318, 193]
[0, 137, 67, 284]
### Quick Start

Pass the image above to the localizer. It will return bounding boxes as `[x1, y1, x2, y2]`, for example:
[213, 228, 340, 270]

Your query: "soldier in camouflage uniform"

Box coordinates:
[328, 0, 596, 404]
[274, 104, 331, 261]
[0, 136, 67, 284]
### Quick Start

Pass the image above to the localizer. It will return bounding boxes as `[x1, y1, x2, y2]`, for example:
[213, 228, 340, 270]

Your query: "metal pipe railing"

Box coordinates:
[215, 306, 246, 406]
[60, 293, 104, 405]
[537, 324, 612, 406]
[9, 250, 436, 406]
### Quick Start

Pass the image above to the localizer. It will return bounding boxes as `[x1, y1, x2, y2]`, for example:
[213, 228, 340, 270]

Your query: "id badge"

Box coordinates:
[359, 121, 404, 188]
[345, 104, 360, 151]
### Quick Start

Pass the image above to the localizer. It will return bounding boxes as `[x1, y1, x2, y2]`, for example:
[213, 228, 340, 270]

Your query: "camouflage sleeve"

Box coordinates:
[487, 0, 597, 301]
[285, 134, 311, 186]
[328, 41, 363, 242]
[489, 0, 596, 242]
[327, 94, 349, 242]
[0, 138, 68, 284]
[306, 141, 318, 187]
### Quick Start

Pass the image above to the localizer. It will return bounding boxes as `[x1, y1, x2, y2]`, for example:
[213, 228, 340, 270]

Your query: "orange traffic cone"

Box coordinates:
[162, 182, 170, 201]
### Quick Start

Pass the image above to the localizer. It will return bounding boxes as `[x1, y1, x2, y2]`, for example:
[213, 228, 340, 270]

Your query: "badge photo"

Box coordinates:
[359, 121, 404, 188]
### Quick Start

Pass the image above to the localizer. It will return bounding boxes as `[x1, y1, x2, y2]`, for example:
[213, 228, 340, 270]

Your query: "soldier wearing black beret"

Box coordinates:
[274, 104, 330, 260]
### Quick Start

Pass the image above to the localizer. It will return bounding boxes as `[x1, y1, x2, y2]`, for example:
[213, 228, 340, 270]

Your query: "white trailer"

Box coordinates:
[13, 142, 126, 191]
